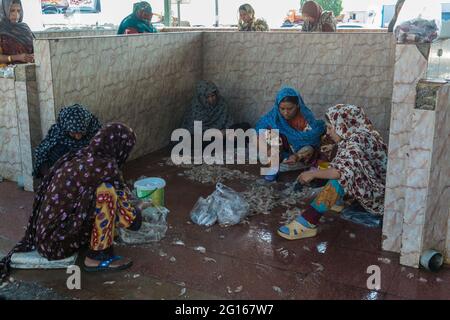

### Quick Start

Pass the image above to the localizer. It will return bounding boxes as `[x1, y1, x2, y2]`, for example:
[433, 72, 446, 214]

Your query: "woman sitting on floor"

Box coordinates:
[301, 0, 337, 32]
[0, 123, 146, 281]
[181, 80, 251, 135]
[238, 4, 269, 32]
[33, 104, 101, 179]
[0, 0, 34, 67]
[255, 87, 325, 180]
[278, 104, 388, 240]
[117, 1, 157, 35]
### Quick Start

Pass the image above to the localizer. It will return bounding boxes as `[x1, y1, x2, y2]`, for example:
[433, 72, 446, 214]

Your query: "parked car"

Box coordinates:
[337, 23, 376, 29]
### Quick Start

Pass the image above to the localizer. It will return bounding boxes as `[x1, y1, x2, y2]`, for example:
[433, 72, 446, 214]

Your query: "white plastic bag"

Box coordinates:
[190, 183, 249, 227]
[394, 1, 441, 42]
[119, 206, 169, 244]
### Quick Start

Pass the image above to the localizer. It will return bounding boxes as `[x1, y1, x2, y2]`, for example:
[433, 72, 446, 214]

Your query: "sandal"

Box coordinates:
[277, 219, 318, 240]
[83, 255, 133, 272]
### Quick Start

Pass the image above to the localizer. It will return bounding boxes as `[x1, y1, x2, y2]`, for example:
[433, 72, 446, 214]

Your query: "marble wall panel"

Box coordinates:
[0, 78, 21, 181]
[400, 109, 435, 267]
[14, 65, 41, 192]
[34, 40, 57, 137]
[382, 45, 429, 253]
[203, 32, 395, 139]
[422, 85, 450, 264]
[35, 32, 203, 160]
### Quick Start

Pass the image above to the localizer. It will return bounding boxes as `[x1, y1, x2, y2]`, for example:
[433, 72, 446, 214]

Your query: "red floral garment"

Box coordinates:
[326, 104, 388, 215]
[0, 34, 33, 55]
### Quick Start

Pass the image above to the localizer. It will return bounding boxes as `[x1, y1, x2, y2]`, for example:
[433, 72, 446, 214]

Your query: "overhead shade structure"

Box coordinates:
[215, 0, 219, 27]
[164, 0, 172, 26]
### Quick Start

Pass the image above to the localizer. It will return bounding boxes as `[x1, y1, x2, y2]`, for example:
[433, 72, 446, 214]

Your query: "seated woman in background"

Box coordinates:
[0, 0, 34, 67]
[238, 4, 269, 32]
[278, 105, 387, 240]
[0, 123, 146, 281]
[181, 80, 251, 136]
[301, 0, 337, 32]
[255, 87, 325, 180]
[33, 104, 101, 179]
[117, 1, 157, 35]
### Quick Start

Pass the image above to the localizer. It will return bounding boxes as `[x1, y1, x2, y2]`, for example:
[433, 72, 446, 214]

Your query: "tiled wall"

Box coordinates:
[202, 32, 396, 141]
[35, 29, 117, 39]
[34, 32, 203, 160]
[0, 65, 41, 191]
[0, 78, 21, 182]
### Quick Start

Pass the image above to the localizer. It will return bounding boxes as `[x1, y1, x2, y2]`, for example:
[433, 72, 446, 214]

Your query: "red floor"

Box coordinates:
[0, 149, 449, 300]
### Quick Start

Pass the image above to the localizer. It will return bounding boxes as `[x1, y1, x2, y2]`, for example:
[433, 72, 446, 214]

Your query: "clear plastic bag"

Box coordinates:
[394, 1, 441, 43]
[190, 196, 218, 227]
[190, 183, 249, 227]
[340, 203, 382, 228]
[119, 206, 169, 244]
[395, 18, 439, 43]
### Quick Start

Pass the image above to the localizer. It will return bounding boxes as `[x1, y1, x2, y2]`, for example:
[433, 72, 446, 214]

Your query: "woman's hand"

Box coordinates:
[283, 154, 299, 164]
[298, 170, 316, 184]
[13, 53, 34, 63]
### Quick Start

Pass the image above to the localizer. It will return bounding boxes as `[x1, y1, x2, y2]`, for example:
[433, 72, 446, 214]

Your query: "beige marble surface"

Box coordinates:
[401, 84, 450, 267]
[203, 32, 396, 141]
[35, 32, 203, 160]
[382, 45, 429, 254]
[0, 78, 22, 182]
[14, 65, 41, 192]
[422, 85, 450, 265]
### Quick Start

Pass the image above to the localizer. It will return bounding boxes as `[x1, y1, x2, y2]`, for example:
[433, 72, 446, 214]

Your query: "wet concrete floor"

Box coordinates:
[1, 149, 449, 300]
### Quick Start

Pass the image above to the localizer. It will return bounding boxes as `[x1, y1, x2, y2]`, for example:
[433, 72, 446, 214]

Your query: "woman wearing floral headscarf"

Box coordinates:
[118, 1, 157, 35]
[278, 104, 387, 240]
[0, 0, 34, 67]
[238, 4, 269, 32]
[1, 123, 145, 281]
[33, 104, 102, 179]
[301, 0, 337, 32]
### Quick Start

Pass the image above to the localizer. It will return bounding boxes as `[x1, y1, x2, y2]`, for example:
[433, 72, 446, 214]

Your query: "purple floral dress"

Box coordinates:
[0, 123, 137, 282]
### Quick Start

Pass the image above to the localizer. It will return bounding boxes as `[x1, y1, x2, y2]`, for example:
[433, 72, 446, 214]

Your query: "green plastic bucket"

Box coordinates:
[134, 177, 166, 206]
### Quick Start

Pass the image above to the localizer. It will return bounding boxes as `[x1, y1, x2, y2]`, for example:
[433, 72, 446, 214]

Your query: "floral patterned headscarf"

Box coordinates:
[326, 104, 375, 140]
[327, 104, 388, 215]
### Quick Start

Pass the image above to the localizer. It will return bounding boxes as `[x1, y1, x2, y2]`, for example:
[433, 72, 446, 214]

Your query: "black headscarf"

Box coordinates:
[33, 104, 102, 178]
[0, 0, 34, 52]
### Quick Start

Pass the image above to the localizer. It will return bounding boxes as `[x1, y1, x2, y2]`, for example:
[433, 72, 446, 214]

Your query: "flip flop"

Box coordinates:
[277, 220, 318, 240]
[83, 255, 133, 273]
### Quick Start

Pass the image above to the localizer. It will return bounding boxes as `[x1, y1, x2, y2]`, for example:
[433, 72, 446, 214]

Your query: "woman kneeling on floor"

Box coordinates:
[278, 104, 388, 240]
[255, 87, 326, 180]
[33, 104, 101, 179]
[0, 123, 146, 282]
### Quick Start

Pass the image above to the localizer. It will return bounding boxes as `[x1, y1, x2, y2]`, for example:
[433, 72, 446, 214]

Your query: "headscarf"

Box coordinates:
[181, 80, 234, 133]
[0, 0, 34, 52]
[301, 0, 336, 32]
[301, 1, 323, 21]
[255, 87, 326, 152]
[117, 1, 157, 34]
[0, 123, 137, 283]
[327, 104, 388, 215]
[33, 104, 102, 178]
[238, 3, 269, 32]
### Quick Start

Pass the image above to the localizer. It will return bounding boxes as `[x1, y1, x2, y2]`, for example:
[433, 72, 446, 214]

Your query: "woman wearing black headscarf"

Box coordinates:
[0, 0, 34, 66]
[33, 104, 102, 179]
[1, 123, 144, 282]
